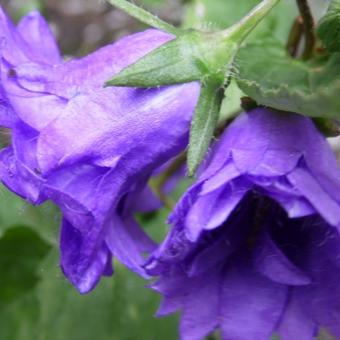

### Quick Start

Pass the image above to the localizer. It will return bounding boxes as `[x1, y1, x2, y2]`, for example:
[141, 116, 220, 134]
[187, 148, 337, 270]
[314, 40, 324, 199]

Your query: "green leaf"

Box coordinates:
[0, 227, 50, 306]
[0, 184, 60, 245]
[188, 80, 224, 176]
[236, 38, 340, 119]
[317, 0, 340, 53]
[0, 248, 179, 340]
[37, 251, 178, 340]
[0, 291, 40, 340]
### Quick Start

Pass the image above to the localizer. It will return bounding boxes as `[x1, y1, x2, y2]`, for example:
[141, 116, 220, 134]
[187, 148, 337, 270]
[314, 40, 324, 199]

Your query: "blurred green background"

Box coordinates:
[0, 0, 335, 339]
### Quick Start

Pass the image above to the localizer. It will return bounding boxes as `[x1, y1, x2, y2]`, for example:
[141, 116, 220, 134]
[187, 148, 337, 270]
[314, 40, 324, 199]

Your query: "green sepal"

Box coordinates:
[236, 38, 340, 121]
[317, 0, 340, 53]
[106, 30, 238, 87]
[106, 0, 281, 88]
[187, 79, 225, 176]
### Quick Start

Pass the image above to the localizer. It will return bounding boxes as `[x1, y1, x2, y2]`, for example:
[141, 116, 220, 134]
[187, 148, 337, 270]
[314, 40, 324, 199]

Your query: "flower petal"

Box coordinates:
[37, 83, 199, 173]
[0, 7, 29, 64]
[220, 256, 287, 340]
[16, 11, 60, 64]
[60, 218, 111, 294]
[0, 146, 43, 203]
[200, 159, 240, 195]
[180, 270, 219, 340]
[105, 215, 150, 278]
[277, 289, 317, 340]
[253, 231, 311, 286]
[287, 167, 340, 228]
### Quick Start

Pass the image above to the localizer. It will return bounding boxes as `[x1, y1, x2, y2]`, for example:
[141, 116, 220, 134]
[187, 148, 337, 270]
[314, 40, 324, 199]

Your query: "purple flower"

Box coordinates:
[145, 108, 340, 339]
[0, 7, 200, 293]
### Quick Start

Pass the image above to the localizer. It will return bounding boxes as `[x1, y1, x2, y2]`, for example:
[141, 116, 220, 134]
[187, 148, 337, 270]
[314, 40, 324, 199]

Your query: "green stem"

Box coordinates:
[286, 16, 304, 57]
[106, 0, 179, 35]
[149, 152, 186, 210]
[224, 0, 281, 43]
[296, 0, 316, 60]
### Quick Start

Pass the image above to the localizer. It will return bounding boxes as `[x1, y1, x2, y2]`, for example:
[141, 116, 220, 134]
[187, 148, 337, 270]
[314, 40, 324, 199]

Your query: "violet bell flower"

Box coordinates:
[145, 108, 340, 339]
[0, 7, 200, 293]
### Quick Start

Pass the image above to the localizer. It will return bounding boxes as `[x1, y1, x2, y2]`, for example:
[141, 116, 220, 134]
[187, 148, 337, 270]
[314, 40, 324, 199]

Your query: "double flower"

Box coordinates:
[1, 5, 340, 340]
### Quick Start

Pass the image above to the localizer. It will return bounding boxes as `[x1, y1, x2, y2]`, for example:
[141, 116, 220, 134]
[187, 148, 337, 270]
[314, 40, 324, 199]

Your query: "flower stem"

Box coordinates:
[286, 16, 304, 57]
[149, 152, 186, 210]
[296, 0, 316, 59]
[224, 0, 281, 43]
[106, 0, 179, 35]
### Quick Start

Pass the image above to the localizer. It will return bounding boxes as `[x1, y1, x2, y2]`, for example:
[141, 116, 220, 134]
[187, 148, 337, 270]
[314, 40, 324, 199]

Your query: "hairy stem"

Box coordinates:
[225, 0, 281, 42]
[107, 0, 179, 35]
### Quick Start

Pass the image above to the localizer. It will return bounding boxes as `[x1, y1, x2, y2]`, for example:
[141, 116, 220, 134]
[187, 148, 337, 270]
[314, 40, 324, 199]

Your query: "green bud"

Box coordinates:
[105, 30, 238, 87]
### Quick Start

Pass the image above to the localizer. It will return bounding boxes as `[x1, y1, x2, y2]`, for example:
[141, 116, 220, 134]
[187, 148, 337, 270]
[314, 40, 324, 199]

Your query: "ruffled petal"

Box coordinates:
[0, 7, 29, 64]
[60, 218, 111, 294]
[180, 270, 219, 340]
[48, 29, 174, 89]
[185, 187, 224, 241]
[125, 185, 161, 213]
[41, 165, 118, 291]
[200, 159, 240, 195]
[287, 167, 340, 228]
[1, 66, 68, 131]
[204, 178, 249, 231]
[150, 269, 193, 298]
[267, 192, 315, 218]
[187, 207, 251, 277]
[0, 86, 15, 127]
[294, 227, 340, 338]
[1, 29, 178, 132]
[37, 83, 199, 173]
[220, 256, 287, 340]
[253, 231, 311, 286]
[168, 182, 203, 226]
[16, 11, 60, 64]
[156, 296, 183, 317]
[105, 215, 149, 278]
[277, 289, 317, 340]
[0, 146, 44, 203]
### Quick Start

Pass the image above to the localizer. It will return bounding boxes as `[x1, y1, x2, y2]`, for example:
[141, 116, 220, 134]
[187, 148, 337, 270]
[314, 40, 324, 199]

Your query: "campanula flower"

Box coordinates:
[0, 7, 200, 293]
[146, 108, 340, 339]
